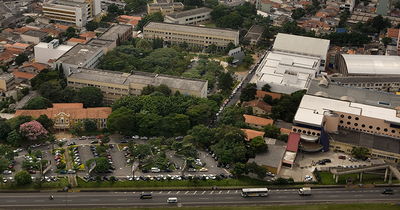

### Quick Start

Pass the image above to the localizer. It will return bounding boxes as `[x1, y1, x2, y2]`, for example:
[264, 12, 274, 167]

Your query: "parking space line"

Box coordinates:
[142, 191, 144, 194]
[194, 191, 197, 194]
[151, 191, 153, 194]
[202, 191, 206, 194]
[132, 192, 135, 194]
[235, 190, 238, 193]
[159, 191, 162, 194]
[227, 190, 230, 194]
[210, 191, 214, 194]
[176, 191, 180, 194]
[168, 191, 171, 194]
[185, 191, 189, 194]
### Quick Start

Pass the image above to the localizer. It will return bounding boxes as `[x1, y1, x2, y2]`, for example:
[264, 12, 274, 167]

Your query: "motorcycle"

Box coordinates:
[49, 196, 53, 200]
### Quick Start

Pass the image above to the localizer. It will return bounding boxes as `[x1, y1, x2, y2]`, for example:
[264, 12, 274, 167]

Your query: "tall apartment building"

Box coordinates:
[67, 68, 208, 104]
[164, 7, 212, 25]
[43, 0, 101, 27]
[143, 22, 239, 49]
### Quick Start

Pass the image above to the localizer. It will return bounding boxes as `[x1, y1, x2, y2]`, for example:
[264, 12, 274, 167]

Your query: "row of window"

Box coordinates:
[342, 82, 400, 88]
[68, 81, 129, 92]
[339, 121, 398, 133]
[185, 15, 207, 21]
[144, 30, 234, 42]
[43, 8, 75, 15]
[292, 128, 321, 136]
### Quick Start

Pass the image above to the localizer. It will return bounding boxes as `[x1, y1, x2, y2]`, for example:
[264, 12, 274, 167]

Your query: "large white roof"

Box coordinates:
[342, 54, 400, 75]
[273, 33, 330, 57]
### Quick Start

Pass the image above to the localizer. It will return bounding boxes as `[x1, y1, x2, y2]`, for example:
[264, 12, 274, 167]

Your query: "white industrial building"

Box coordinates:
[42, 0, 101, 28]
[335, 54, 400, 76]
[164, 7, 212, 25]
[255, 33, 330, 94]
[34, 39, 73, 65]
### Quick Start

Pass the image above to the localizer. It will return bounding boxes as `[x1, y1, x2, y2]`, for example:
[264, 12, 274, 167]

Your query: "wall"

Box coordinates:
[34, 45, 72, 64]
[20, 34, 40, 44]
[257, 79, 305, 94]
[0, 79, 7, 92]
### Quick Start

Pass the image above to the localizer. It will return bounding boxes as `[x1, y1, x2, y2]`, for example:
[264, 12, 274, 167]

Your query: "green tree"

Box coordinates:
[205, 0, 219, 8]
[76, 86, 103, 107]
[156, 84, 172, 96]
[0, 121, 11, 143]
[0, 157, 10, 172]
[15, 53, 29, 65]
[240, 83, 257, 102]
[243, 54, 254, 68]
[233, 162, 246, 176]
[277, 134, 289, 142]
[162, 113, 190, 136]
[216, 12, 243, 29]
[107, 107, 136, 135]
[136, 39, 153, 50]
[84, 118, 97, 132]
[85, 157, 109, 172]
[263, 124, 280, 139]
[26, 17, 35, 24]
[36, 114, 53, 131]
[256, 166, 267, 180]
[250, 136, 268, 153]
[136, 12, 164, 31]
[217, 71, 234, 93]
[351, 147, 369, 158]
[7, 130, 21, 147]
[261, 84, 271, 92]
[219, 106, 246, 127]
[210, 5, 231, 20]
[100, 133, 111, 143]
[14, 170, 32, 185]
[132, 144, 151, 160]
[85, 21, 98, 31]
[187, 124, 216, 146]
[22, 97, 53, 110]
[291, 8, 305, 20]
[107, 4, 119, 13]
[382, 37, 392, 47]
[226, 56, 234, 64]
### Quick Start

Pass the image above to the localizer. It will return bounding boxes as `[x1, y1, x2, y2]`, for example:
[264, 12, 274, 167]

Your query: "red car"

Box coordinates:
[338, 155, 346, 160]
[125, 154, 131, 158]
[97, 135, 103, 139]
[8, 165, 13, 170]
[55, 156, 61, 160]
[28, 170, 36, 174]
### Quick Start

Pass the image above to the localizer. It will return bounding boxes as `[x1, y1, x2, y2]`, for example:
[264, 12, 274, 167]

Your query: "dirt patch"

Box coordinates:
[54, 132, 75, 141]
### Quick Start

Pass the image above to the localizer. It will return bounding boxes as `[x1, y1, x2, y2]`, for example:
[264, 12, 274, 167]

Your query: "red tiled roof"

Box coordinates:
[242, 99, 272, 112]
[243, 114, 273, 126]
[287, 132, 300, 152]
[68, 38, 87, 44]
[13, 71, 36, 79]
[55, 24, 69, 30]
[80, 31, 97, 37]
[22, 62, 47, 71]
[387, 28, 399, 38]
[241, 129, 265, 141]
[40, 28, 62, 35]
[273, 3, 281, 8]
[326, 7, 339, 11]
[16, 27, 38, 34]
[255, 90, 281, 100]
[280, 128, 291, 135]
[5, 28, 13, 32]
[14, 104, 111, 119]
[261, 0, 273, 3]
[315, 12, 328, 17]
[52, 103, 83, 109]
[127, 19, 139, 26]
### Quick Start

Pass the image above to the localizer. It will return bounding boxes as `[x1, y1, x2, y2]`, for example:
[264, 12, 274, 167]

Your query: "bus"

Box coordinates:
[241, 188, 269, 197]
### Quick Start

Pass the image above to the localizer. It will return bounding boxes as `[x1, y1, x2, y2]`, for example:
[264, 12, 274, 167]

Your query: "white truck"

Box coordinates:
[151, 167, 160, 173]
[298, 187, 312, 196]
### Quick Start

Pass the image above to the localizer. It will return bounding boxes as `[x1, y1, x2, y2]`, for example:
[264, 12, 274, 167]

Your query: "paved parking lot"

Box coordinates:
[279, 150, 372, 182]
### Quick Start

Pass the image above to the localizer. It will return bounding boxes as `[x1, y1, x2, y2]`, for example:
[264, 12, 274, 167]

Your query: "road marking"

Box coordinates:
[210, 191, 214, 194]
[194, 191, 197, 194]
[219, 190, 222, 194]
[118, 199, 127, 201]
[235, 190, 238, 193]
[278, 196, 287, 198]
[329, 195, 339, 197]
[151, 191, 153, 194]
[168, 191, 171, 194]
[199, 198, 209, 200]
[159, 191, 162, 194]
[202, 191, 206, 194]
[227, 190, 230, 194]
[185, 191, 189, 194]
[176, 191, 180, 194]
[132, 192, 135, 194]
[34, 200, 44, 202]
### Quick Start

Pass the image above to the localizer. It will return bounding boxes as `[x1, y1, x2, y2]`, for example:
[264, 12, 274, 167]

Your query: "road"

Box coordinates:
[0, 187, 398, 208]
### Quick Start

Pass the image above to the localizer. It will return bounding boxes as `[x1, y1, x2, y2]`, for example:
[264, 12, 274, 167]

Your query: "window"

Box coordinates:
[348, 116, 352, 119]
[384, 128, 388, 132]
[369, 125, 373, 129]
[340, 115, 344, 118]
[66, 119, 69, 123]
[362, 124, 365, 128]
[56, 119, 59, 123]
[354, 123, 358, 126]
[376, 127, 380, 130]
[340, 120, 343, 124]
[347, 122, 351, 125]
[355, 117, 359, 120]
[391, 130, 395, 133]
[75, 119, 78, 123]
[293, 128, 297, 132]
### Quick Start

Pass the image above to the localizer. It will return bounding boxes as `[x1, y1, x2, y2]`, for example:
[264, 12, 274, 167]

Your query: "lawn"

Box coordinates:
[319, 172, 399, 185]
[38, 203, 400, 210]
[204, 23, 216, 28]
[76, 176, 271, 190]
[226, 64, 249, 72]
[0, 177, 69, 190]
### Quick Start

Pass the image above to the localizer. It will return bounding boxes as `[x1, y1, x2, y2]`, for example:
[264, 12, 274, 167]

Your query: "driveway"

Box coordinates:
[15, 90, 39, 110]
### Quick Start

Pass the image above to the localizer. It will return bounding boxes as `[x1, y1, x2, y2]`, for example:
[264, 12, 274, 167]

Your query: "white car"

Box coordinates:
[3, 170, 11, 175]
[209, 174, 216, 180]
[126, 176, 133, 181]
[132, 135, 139, 139]
[59, 138, 67, 142]
[174, 175, 182, 181]
[202, 174, 209, 180]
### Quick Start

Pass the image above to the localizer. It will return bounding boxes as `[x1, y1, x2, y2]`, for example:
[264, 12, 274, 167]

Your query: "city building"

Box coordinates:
[254, 33, 330, 94]
[256, 0, 273, 13]
[241, 129, 265, 142]
[164, 7, 212, 25]
[255, 90, 282, 100]
[97, 24, 133, 46]
[329, 76, 400, 93]
[0, 73, 15, 92]
[42, 0, 101, 28]
[243, 114, 273, 129]
[228, 47, 245, 65]
[244, 25, 263, 44]
[34, 39, 73, 64]
[55, 43, 104, 77]
[14, 103, 110, 130]
[80, 31, 97, 40]
[335, 54, 400, 76]
[147, 0, 184, 16]
[143, 22, 239, 49]
[67, 37, 88, 45]
[67, 68, 208, 104]
[20, 30, 47, 44]
[376, 0, 389, 16]
[291, 78, 400, 163]
[247, 139, 286, 174]
[242, 100, 272, 115]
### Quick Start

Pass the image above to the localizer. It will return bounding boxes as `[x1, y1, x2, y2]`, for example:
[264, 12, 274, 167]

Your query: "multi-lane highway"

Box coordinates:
[0, 187, 398, 208]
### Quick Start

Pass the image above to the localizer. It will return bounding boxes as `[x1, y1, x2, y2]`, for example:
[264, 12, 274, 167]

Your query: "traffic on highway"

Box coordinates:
[0, 187, 398, 208]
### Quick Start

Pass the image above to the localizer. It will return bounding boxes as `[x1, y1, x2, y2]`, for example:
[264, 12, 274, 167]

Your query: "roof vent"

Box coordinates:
[318, 79, 329, 87]
[340, 96, 355, 102]
[314, 91, 329, 98]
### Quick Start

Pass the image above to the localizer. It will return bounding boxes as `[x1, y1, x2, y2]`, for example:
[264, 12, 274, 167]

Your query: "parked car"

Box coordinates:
[140, 136, 148, 140]
[120, 140, 128, 143]
[323, 159, 331, 163]
[79, 136, 87, 140]
[199, 168, 208, 172]
[67, 169, 76, 174]
[338, 155, 346, 160]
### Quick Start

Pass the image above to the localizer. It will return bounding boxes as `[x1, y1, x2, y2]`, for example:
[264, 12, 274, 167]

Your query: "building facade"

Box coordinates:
[147, 2, 184, 16]
[67, 68, 208, 104]
[14, 103, 110, 130]
[256, 0, 273, 13]
[243, 114, 273, 129]
[34, 39, 73, 64]
[164, 7, 212, 25]
[143, 21, 239, 49]
[42, 0, 101, 27]
[98, 24, 133, 46]
[0, 73, 15, 92]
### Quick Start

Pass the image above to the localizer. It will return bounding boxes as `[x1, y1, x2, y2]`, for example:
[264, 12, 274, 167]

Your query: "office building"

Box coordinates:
[67, 68, 208, 104]
[143, 22, 239, 49]
[42, 0, 101, 28]
[254, 33, 330, 94]
[164, 7, 212, 25]
[291, 78, 400, 163]
[97, 24, 133, 46]
[34, 39, 73, 64]
[147, 0, 184, 16]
